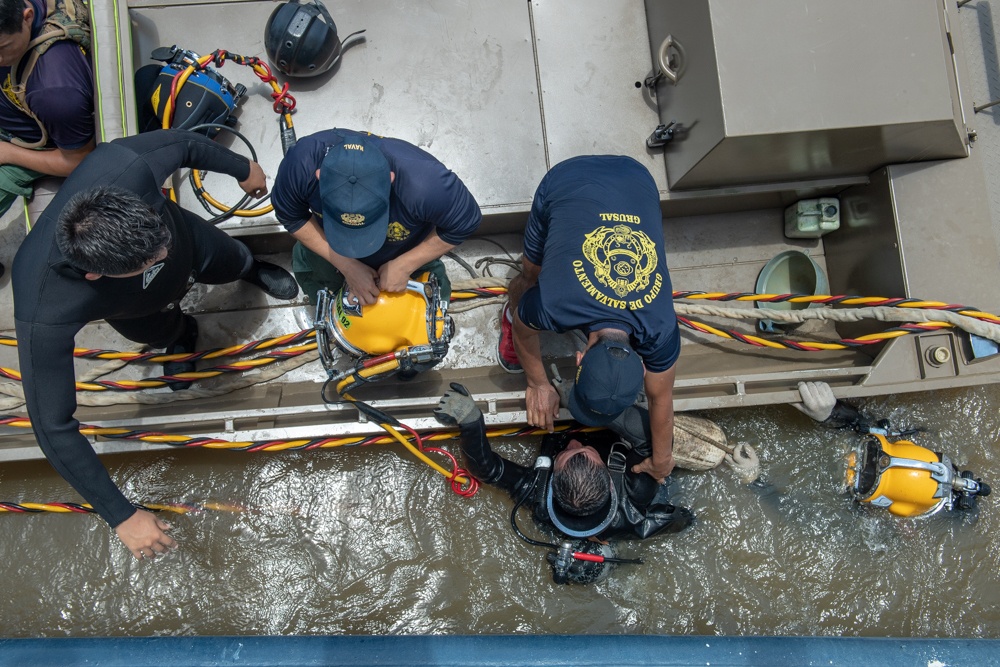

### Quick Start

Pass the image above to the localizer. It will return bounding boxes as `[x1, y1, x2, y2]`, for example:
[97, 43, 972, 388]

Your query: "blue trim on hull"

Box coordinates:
[1, 635, 996, 666]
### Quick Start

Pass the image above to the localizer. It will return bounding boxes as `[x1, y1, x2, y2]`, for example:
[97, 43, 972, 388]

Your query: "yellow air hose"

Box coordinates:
[161, 49, 298, 218]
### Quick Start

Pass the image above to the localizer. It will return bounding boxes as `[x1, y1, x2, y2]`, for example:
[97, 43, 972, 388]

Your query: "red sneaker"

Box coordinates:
[497, 303, 523, 373]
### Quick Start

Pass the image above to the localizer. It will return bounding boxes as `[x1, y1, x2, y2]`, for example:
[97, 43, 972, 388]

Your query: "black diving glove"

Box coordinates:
[434, 382, 481, 426]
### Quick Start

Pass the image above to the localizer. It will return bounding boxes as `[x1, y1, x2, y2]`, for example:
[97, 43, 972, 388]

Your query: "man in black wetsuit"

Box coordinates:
[12, 129, 298, 561]
[434, 383, 694, 542]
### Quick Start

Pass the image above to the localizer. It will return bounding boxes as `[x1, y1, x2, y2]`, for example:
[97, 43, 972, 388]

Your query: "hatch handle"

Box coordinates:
[657, 34, 685, 84]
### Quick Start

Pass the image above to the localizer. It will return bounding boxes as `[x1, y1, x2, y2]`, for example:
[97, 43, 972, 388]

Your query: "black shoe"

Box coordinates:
[0, 262, 5, 280]
[242, 259, 299, 300]
[163, 315, 198, 392]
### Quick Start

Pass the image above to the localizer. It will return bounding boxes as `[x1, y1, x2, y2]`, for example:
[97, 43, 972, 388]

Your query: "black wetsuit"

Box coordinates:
[12, 130, 256, 528]
[456, 406, 693, 541]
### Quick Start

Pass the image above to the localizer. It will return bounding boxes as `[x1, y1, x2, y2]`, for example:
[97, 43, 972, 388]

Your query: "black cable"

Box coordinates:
[320, 378, 345, 406]
[509, 469, 557, 549]
[185, 122, 256, 224]
[445, 251, 479, 279]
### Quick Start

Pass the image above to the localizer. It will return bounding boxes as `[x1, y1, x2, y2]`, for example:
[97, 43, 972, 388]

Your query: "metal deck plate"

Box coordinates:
[129, 0, 548, 233]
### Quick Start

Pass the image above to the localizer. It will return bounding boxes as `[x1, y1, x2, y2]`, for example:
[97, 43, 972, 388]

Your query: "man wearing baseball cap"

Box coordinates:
[271, 129, 481, 305]
[500, 155, 681, 482]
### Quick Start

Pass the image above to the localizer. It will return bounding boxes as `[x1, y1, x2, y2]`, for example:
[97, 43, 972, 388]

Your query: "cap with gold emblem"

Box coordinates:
[320, 134, 391, 258]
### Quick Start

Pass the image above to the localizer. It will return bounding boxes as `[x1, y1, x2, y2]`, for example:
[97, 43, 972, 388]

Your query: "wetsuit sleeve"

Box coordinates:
[522, 171, 551, 266]
[116, 129, 251, 187]
[823, 401, 864, 430]
[457, 415, 531, 497]
[15, 318, 137, 527]
[405, 164, 481, 245]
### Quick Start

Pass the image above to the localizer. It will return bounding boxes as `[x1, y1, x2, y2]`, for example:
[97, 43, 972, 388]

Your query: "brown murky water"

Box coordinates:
[1, 385, 998, 637]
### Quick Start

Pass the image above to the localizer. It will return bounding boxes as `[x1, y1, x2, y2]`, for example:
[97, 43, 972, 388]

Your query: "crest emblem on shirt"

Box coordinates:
[574, 224, 662, 311]
[386, 221, 409, 241]
[142, 263, 164, 290]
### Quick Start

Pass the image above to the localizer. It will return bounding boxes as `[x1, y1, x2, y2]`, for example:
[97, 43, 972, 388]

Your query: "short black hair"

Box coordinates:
[0, 1, 28, 35]
[56, 186, 171, 276]
[552, 453, 610, 516]
[595, 328, 631, 356]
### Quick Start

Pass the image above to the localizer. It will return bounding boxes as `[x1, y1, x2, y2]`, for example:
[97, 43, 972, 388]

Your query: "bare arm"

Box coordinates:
[290, 216, 379, 304]
[632, 365, 677, 482]
[510, 258, 559, 431]
[378, 229, 457, 292]
[0, 139, 94, 177]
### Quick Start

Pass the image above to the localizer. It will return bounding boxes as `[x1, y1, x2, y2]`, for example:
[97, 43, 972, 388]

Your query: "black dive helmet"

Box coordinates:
[265, 0, 365, 77]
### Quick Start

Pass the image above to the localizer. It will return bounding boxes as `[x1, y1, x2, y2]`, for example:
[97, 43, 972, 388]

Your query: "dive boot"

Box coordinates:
[243, 259, 299, 300]
[163, 315, 199, 392]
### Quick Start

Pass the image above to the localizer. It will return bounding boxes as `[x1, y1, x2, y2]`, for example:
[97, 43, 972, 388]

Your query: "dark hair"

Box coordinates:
[552, 453, 610, 516]
[56, 186, 171, 276]
[0, 1, 27, 35]
[594, 328, 631, 359]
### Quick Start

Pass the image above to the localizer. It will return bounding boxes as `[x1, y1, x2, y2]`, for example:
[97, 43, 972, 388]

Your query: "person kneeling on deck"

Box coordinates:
[0, 0, 96, 278]
[270, 129, 482, 308]
[499, 155, 680, 484]
[434, 382, 694, 580]
[12, 129, 298, 560]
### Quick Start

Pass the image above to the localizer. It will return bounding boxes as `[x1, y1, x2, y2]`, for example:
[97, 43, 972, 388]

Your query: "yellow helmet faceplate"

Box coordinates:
[329, 274, 449, 357]
[846, 434, 950, 518]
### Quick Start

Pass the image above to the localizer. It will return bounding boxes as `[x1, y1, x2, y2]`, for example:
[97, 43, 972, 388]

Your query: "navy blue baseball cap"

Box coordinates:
[568, 338, 644, 426]
[320, 135, 391, 258]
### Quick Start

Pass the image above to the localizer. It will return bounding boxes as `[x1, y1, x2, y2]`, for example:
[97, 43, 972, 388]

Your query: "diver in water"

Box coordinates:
[792, 381, 990, 518]
[433, 382, 695, 584]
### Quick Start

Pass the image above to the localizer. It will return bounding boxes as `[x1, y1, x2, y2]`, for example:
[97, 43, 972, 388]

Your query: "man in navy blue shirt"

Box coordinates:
[271, 129, 482, 304]
[0, 0, 94, 202]
[500, 155, 681, 482]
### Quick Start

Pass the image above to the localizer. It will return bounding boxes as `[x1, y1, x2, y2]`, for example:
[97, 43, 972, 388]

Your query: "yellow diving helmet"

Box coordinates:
[314, 273, 453, 375]
[845, 433, 990, 518]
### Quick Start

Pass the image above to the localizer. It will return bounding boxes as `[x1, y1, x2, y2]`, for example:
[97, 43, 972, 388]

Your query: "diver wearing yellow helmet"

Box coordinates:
[794, 381, 990, 518]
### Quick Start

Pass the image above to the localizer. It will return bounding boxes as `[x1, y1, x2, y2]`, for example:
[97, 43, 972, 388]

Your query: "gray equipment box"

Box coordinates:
[643, 0, 968, 190]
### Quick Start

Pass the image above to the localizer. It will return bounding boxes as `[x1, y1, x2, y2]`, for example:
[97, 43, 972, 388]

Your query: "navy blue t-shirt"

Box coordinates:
[0, 0, 94, 148]
[271, 129, 482, 268]
[518, 155, 680, 372]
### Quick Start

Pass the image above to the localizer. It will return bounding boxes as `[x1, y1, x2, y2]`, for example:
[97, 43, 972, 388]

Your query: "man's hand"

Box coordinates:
[434, 383, 481, 426]
[238, 161, 269, 198]
[377, 259, 412, 294]
[632, 455, 675, 484]
[341, 259, 380, 305]
[114, 510, 177, 561]
[793, 381, 836, 422]
[526, 382, 560, 432]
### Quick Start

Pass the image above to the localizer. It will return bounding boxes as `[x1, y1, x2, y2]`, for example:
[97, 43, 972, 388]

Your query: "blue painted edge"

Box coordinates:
[0, 635, 996, 667]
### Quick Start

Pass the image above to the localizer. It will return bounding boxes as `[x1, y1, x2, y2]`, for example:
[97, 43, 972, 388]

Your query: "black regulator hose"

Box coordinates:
[509, 469, 557, 549]
[186, 122, 270, 225]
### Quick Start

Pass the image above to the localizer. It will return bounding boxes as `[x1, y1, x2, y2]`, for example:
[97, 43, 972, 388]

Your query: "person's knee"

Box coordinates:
[418, 260, 451, 301]
[506, 272, 532, 309]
